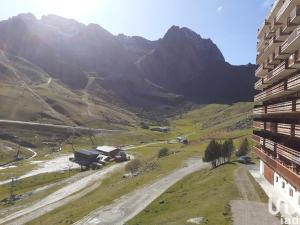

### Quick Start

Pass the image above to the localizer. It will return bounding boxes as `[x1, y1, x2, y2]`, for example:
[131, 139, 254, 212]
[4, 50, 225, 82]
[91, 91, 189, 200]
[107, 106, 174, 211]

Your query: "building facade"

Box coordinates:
[254, 0, 300, 208]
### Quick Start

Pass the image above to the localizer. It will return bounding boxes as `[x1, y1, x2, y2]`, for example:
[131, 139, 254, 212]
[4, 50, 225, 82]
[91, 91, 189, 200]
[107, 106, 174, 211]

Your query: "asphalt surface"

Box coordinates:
[73, 158, 209, 225]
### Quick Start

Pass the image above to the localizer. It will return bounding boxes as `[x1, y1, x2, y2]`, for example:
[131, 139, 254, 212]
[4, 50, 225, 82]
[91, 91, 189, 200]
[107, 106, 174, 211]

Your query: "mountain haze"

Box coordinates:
[0, 14, 254, 124]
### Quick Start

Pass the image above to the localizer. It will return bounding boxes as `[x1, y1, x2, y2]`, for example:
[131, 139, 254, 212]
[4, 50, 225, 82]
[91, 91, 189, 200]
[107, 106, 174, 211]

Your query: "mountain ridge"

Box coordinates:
[0, 14, 254, 118]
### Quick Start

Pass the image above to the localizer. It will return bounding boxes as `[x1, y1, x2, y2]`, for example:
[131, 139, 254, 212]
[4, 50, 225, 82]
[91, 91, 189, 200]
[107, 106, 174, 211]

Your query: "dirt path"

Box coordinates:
[234, 167, 260, 201]
[231, 167, 280, 225]
[0, 162, 128, 225]
[73, 158, 209, 225]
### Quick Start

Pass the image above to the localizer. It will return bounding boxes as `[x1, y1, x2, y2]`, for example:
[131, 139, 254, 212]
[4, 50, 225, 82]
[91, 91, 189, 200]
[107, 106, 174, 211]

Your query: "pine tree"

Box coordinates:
[236, 138, 250, 157]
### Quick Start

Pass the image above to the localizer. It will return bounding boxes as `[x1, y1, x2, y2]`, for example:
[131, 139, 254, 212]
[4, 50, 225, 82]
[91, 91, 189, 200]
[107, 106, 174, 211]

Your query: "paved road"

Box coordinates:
[231, 200, 281, 225]
[73, 158, 209, 225]
[0, 162, 128, 225]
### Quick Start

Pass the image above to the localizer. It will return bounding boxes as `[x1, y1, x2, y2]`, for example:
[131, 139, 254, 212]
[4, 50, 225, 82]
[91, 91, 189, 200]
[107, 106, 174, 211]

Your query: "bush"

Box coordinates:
[125, 159, 142, 174]
[158, 148, 169, 158]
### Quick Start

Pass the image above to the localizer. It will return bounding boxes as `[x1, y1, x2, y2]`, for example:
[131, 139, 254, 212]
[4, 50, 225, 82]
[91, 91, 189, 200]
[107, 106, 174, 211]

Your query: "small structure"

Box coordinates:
[74, 150, 101, 169]
[177, 136, 188, 144]
[96, 146, 121, 158]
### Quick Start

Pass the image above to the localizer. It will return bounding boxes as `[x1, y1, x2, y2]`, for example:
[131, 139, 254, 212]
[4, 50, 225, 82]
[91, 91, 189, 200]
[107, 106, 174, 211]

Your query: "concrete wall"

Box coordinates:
[273, 172, 300, 209]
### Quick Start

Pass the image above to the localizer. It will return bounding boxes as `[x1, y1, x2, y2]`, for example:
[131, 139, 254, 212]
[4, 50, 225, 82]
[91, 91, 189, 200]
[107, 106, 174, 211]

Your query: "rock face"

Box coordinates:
[0, 14, 255, 108]
[136, 26, 255, 103]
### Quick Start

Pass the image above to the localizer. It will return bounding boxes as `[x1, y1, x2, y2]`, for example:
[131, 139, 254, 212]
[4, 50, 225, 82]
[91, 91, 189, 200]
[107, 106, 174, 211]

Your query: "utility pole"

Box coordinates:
[9, 177, 17, 203]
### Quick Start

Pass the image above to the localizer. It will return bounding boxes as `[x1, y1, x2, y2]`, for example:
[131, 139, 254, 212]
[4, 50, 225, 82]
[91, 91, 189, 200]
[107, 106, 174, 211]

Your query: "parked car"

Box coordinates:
[238, 156, 252, 164]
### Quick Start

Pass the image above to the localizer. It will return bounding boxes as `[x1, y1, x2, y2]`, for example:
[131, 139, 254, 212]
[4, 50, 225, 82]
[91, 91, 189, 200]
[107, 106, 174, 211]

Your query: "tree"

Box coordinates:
[236, 138, 250, 157]
[203, 139, 222, 168]
[158, 148, 169, 158]
[222, 139, 235, 162]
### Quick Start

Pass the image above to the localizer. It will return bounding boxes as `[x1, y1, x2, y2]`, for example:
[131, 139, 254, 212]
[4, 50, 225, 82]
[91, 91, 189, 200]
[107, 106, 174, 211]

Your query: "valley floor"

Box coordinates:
[0, 102, 266, 225]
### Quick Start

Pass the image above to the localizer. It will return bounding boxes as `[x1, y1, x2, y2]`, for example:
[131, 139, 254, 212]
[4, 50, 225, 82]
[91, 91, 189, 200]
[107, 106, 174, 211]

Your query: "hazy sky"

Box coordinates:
[0, 0, 273, 65]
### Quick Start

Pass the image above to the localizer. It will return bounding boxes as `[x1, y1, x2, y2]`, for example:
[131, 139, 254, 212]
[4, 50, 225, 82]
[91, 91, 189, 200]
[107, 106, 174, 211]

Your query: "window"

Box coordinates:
[276, 176, 279, 182]
[289, 188, 294, 197]
[282, 182, 285, 189]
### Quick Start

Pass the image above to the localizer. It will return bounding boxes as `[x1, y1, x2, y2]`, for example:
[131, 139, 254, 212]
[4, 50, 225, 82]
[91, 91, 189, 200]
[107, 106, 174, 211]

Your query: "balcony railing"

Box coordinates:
[265, 60, 296, 84]
[267, 100, 293, 114]
[290, 5, 300, 23]
[254, 81, 285, 103]
[281, 26, 300, 53]
[252, 134, 262, 144]
[265, 139, 276, 151]
[265, 122, 277, 133]
[277, 123, 292, 136]
[276, 0, 292, 22]
[255, 63, 269, 77]
[253, 121, 264, 130]
[255, 78, 264, 90]
[254, 146, 300, 189]
[275, 27, 289, 41]
[295, 124, 300, 138]
[277, 143, 300, 165]
[288, 49, 300, 68]
[253, 106, 266, 115]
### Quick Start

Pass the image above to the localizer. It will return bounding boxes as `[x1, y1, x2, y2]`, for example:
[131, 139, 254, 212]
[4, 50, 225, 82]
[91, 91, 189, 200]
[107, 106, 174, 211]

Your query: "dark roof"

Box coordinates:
[76, 150, 99, 156]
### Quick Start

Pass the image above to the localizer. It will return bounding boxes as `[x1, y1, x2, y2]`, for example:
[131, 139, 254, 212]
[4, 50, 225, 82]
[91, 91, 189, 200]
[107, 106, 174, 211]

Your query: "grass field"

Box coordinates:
[25, 102, 254, 225]
[128, 163, 240, 225]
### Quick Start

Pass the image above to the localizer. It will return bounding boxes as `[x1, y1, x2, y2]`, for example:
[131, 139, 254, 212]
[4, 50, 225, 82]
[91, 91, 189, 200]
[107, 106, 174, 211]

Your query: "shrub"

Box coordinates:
[158, 148, 169, 158]
[125, 159, 142, 174]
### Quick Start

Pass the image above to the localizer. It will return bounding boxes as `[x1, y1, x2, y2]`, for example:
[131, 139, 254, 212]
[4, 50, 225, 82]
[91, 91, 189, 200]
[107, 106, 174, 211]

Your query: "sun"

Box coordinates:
[34, 0, 98, 18]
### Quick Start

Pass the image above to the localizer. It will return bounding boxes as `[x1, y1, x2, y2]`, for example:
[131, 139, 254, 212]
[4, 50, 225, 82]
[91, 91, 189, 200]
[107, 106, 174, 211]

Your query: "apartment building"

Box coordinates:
[254, 0, 300, 208]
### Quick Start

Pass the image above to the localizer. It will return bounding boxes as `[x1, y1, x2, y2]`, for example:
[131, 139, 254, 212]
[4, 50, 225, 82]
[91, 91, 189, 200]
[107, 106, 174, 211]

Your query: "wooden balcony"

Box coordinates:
[287, 73, 300, 91]
[252, 134, 262, 144]
[258, 19, 271, 38]
[253, 121, 264, 130]
[265, 139, 276, 151]
[268, 52, 281, 66]
[275, 45, 289, 60]
[265, 60, 296, 83]
[277, 123, 292, 136]
[253, 106, 266, 115]
[283, 16, 297, 33]
[277, 143, 300, 165]
[276, 0, 300, 23]
[255, 63, 270, 77]
[258, 36, 282, 64]
[290, 5, 300, 24]
[295, 124, 300, 138]
[254, 81, 286, 103]
[288, 49, 300, 69]
[281, 26, 300, 54]
[265, 122, 277, 133]
[267, 100, 294, 114]
[275, 27, 289, 42]
[255, 78, 267, 90]
[254, 146, 300, 190]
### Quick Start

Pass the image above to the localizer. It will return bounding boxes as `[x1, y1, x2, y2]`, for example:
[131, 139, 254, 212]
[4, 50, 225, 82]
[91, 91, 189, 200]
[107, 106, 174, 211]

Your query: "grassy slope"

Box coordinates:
[27, 102, 254, 225]
[128, 164, 239, 225]
[0, 50, 137, 127]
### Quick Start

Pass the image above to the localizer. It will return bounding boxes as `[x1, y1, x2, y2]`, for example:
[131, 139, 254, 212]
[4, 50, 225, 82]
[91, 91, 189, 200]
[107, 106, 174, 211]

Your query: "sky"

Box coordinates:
[0, 0, 274, 65]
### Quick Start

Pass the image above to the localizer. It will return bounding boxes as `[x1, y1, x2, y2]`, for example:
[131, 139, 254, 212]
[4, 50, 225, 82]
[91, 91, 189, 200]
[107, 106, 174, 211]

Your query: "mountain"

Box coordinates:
[0, 14, 254, 120]
[136, 26, 255, 103]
